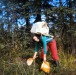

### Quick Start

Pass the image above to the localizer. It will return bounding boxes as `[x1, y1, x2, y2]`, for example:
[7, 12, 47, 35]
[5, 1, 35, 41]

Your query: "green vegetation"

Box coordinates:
[0, 47, 76, 75]
[0, 0, 76, 75]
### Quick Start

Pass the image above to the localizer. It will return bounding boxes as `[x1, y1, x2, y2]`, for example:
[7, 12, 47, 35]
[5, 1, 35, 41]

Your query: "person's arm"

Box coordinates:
[41, 36, 47, 54]
[46, 37, 53, 43]
[34, 42, 39, 52]
[41, 36, 53, 54]
[33, 42, 39, 60]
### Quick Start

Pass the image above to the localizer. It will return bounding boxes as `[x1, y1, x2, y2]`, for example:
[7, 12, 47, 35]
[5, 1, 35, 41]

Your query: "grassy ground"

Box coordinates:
[0, 48, 76, 75]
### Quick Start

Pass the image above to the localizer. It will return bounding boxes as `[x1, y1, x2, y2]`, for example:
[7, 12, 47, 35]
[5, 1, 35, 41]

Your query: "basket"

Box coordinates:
[40, 61, 51, 73]
[26, 58, 33, 66]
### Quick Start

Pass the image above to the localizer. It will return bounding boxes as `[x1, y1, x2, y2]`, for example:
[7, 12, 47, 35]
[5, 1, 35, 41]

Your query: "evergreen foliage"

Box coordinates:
[0, 0, 76, 75]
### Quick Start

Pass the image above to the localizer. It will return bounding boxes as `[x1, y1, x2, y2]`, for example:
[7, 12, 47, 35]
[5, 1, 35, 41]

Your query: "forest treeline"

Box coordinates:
[0, 0, 76, 75]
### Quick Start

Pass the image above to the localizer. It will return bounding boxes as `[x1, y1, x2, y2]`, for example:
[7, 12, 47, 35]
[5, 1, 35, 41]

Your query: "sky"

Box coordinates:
[0, 0, 66, 23]
[0, 0, 76, 28]
[49, 0, 66, 6]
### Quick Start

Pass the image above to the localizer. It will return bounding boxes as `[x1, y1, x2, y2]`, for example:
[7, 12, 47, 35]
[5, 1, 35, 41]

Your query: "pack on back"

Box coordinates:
[30, 22, 49, 35]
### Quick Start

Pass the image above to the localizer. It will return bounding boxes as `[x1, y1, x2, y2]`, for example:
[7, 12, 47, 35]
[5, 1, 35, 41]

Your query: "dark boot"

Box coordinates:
[52, 60, 60, 67]
[55, 61, 60, 67]
[53, 61, 60, 73]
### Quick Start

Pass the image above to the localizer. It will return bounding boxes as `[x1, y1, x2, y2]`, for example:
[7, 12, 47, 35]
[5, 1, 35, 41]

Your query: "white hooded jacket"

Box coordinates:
[30, 22, 49, 36]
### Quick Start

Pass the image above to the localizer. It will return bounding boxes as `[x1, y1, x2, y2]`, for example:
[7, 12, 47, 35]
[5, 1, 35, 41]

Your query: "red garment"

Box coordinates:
[40, 39, 59, 61]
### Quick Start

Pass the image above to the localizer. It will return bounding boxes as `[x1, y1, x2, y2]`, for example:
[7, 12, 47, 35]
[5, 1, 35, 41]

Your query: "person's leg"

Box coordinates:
[33, 52, 38, 59]
[48, 39, 59, 66]
[40, 46, 49, 60]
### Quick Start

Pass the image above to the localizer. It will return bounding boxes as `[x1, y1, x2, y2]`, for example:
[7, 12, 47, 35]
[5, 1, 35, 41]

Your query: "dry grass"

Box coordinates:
[0, 48, 76, 75]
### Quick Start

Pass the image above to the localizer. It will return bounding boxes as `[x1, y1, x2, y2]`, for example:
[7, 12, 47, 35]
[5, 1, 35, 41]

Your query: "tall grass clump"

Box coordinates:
[57, 48, 76, 75]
